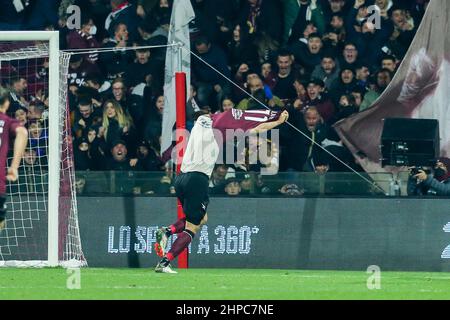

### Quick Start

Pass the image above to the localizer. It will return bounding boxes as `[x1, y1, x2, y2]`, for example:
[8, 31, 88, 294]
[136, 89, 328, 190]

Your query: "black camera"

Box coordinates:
[410, 167, 431, 176]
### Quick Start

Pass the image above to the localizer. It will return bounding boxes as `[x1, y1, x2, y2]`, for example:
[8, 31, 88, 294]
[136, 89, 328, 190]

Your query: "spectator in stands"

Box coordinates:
[219, 97, 235, 113]
[135, 139, 164, 172]
[27, 101, 46, 122]
[290, 33, 324, 76]
[141, 95, 164, 143]
[322, 13, 346, 55]
[192, 36, 231, 112]
[86, 126, 107, 170]
[346, 0, 394, 69]
[387, 4, 416, 59]
[333, 94, 359, 123]
[105, 0, 140, 42]
[74, 137, 92, 171]
[284, 0, 325, 44]
[209, 164, 232, 194]
[66, 15, 101, 64]
[291, 76, 308, 108]
[253, 30, 280, 65]
[311, 55, 340, 90]
[408, 159, 450, 196]
[75, 177, 87, 195]
[28, 120, 48, 159]
[109, 78, 143, 123]
[15, 108, 28, 127]
[85, 75, 112, 102]
[239, 0, 283, 41]
[68, 55, 102, 88]
[272, 50, 297, 101]
[329, 67, 357, 104]
[73, 97, 102, 138]
[101, 99, 137, 155]
[355, 62, 371, 88]
[226, 23, 258, 73]
[237, 76, 283, 110]
[14, 148, 45, 194]
[381, 55, 398, 73]
[224, 178, 242, 197]
[101, 23, 134, 80]
[304, 79, 336, 124]
[107, 140, 141, 171]
[339, 42, 360, 70]
[283, 106, 330, 172]
[7, 77, 28, 116]
[126, 45, 163, 89]
[351, 86, 366, 110]
[360, 68, 393, 111]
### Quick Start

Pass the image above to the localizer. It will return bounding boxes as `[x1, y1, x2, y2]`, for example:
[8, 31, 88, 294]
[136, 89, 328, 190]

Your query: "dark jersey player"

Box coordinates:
[154, 108, 289, 273]
[0, 91, 28, 231]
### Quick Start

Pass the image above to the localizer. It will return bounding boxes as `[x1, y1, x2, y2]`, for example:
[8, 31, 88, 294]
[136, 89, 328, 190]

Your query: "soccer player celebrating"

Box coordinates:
[0, 91, 28, 231]
[154, 108, 289, 273]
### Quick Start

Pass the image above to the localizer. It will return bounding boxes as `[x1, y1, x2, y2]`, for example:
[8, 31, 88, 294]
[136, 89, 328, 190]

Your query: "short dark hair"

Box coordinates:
[193, 110, 210, 121]
[343, 42, 357, 49]
[308, 33, 322, 40]
[377, 68, 393, 77]
[277, 49, 292, 58]
[194, 35, 210, 47]
[382, 55, 396, 63]
[322, 55, 336, 61]
[78, 97, 92, 107]
[0, 89, 10, 106]
[135, 41, 150, 52]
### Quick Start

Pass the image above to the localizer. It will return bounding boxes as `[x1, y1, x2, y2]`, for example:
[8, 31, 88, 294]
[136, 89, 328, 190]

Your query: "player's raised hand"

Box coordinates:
[279, 110, 289, 123]
[6, 167, 19, 182]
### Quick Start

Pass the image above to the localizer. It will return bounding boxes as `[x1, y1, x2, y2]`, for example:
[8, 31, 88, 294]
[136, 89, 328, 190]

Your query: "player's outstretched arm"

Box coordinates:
[7, 127, 28, 182]
[249, 111, 289, 134]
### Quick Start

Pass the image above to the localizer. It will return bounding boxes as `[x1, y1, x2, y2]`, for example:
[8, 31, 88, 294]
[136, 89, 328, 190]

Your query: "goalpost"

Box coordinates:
[0, 31, 85, 267]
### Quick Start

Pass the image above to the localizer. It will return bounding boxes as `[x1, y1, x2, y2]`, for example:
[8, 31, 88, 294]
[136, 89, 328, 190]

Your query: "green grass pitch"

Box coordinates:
[1, 268, 450, 300]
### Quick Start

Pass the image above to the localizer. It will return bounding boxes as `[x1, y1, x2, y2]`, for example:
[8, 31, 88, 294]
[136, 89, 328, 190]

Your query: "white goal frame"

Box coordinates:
[0, 31, 60, 267]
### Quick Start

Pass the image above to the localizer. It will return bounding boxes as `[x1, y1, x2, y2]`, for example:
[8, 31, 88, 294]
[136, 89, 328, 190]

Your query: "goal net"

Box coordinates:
[0, 32, 85, 267]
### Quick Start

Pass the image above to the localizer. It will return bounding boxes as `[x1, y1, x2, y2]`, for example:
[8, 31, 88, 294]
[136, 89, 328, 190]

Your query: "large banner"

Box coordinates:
[76, 197, 450, 272]
[335, 0, 450, 172]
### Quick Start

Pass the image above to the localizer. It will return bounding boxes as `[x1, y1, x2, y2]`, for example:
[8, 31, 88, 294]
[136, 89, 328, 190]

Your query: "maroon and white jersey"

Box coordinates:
[0, 113, 22, 195]
[181, 109, 280, 177]
[211, 109, 280, 141]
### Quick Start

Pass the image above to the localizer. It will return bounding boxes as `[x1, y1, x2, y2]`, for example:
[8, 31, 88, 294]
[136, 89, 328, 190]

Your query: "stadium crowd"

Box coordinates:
[0, 0, 433, 195]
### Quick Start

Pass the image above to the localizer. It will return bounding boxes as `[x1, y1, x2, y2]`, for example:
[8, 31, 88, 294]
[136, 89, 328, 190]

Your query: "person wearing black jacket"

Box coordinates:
[238, 0, 283, 41]
[408, 159, 450, 196]
[100, 23, 134, 80]
[280, 105, 331, 172]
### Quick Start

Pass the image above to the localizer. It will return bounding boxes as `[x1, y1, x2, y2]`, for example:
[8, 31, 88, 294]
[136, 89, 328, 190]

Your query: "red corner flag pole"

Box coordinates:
[175, 72, 188, 269]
